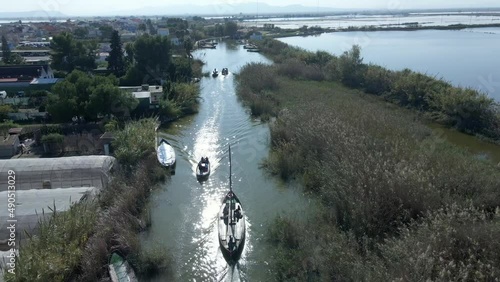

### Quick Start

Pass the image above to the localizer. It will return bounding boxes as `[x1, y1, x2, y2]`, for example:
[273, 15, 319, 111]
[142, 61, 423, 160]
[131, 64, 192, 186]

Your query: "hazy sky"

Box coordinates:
[4, 0, 500, 15]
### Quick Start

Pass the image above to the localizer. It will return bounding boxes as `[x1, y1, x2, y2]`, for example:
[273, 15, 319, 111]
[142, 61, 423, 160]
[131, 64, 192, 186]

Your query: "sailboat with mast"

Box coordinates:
[218, 146, 246, 262]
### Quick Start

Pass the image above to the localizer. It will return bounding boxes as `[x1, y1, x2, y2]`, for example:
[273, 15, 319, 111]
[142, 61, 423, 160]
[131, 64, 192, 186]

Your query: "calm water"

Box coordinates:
[278, 29, 500, 100]
[141, 42, 312, 281]
[243, 14, 500, 29]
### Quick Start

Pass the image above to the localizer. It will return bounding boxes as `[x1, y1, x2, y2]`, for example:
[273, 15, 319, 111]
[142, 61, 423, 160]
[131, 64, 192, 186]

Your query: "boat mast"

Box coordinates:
[229, 145, 232, 192]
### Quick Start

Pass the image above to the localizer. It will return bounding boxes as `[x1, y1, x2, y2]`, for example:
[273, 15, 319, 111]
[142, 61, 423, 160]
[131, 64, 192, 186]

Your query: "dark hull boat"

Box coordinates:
[218, 190, 245, 262]
[222, 68, 229, 75]
[196, 157, 210, 180]
[218, 146, 245, 263]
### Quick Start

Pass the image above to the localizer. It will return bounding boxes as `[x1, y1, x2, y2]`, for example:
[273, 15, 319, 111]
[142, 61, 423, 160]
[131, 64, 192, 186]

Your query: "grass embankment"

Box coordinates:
[237, 62, 500, 280]
[158, 58, 203, 121]
[255, 39, 500, 142]
[3, 118, 171, 282]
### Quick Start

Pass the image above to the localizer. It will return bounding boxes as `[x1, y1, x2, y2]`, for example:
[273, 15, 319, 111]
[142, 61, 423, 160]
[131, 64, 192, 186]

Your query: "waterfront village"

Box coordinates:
[0, 15, 269, 278]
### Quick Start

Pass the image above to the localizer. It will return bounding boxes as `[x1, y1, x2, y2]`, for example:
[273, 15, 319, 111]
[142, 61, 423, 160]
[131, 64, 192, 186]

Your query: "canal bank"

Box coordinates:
[234, 53, 500, 280]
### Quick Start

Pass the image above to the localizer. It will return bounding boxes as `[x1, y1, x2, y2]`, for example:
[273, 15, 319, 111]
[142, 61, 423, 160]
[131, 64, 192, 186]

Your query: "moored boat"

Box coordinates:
[222, 68, 229, 75]
[157, 138, 176, 168]
[243, 44, 258, 49]
[212, 69, 219, 77]
[108, 252, 138, 282]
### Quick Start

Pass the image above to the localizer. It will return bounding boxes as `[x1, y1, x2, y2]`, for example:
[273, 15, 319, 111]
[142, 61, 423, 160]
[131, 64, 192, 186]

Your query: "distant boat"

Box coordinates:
[243, 44, 258, 49]
[108, 252, 138, 282]
[196, 157, 210, 180]
[157, 139, 176, 168]
[246, 48, 260, 52]
[212, 69, 219, 77]
[218, 146, 245, 262]
[222, 68, 229, 75]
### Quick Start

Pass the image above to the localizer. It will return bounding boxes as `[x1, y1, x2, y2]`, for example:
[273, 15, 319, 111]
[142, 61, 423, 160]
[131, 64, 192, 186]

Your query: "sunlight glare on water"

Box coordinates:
[142, 41, 311, 282]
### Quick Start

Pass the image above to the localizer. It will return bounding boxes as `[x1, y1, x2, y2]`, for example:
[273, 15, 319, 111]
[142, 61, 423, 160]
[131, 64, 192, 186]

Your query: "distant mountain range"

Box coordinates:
[2, 4, 500, 19]
[0, 10, 67, 19]
[90, 3, 340, 17]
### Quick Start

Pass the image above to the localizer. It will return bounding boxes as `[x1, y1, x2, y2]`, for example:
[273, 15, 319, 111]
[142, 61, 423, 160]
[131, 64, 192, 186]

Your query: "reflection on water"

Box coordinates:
[142, 41, 312, 281]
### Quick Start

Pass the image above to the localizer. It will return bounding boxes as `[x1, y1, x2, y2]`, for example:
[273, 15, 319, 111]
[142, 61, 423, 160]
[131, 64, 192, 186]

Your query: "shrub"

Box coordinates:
[381, 205, 500, 281]
[112, 118, 157, 168]
[41, 133, 64, 144]
[4, 201, 98, 282]
[239, 63, 278, 93]
[363, 64, 395, 95]
[337, 45, 365, 87]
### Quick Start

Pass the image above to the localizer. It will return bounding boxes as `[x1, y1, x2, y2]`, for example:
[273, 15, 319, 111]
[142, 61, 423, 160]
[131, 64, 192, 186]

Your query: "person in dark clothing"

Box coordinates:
[234, 206, 242, 220]
[228, 235, 236, 251]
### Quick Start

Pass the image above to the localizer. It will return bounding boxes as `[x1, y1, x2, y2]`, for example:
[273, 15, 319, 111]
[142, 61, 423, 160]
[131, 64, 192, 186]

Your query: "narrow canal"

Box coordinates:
[142, 41, 312, 281]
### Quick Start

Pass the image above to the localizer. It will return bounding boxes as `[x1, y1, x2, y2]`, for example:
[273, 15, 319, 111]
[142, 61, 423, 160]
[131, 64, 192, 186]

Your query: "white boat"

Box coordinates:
[218, 146, 245, 262]
[157, 139, 176, 167]
[108, 252, 138, 282]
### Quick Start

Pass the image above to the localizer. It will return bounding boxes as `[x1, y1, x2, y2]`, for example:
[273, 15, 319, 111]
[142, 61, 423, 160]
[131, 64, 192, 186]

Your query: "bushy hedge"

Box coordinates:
[112, 118, 157, 168]
[41, 133, 64, 144]
[255, 38, 500, 141]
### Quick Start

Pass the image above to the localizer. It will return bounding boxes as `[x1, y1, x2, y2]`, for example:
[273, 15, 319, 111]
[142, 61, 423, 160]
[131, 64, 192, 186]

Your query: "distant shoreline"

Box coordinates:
[269, 23, 500, 38]
[2, 7, 500, 20]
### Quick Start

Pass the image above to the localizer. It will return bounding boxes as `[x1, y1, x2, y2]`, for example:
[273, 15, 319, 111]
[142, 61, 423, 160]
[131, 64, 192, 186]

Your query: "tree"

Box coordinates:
[124, 43, 134, 67]
[50, 32, 97, 72]
[214, 24, 224, 37]
[1, 35, 11, 64]
[184, 38, 193, 58]
[170, 57, 192, 82]
[122, 34, 172, 85]
[224, 21, 238, 38]
[146, 19, 156, 35]
[74, 27, 89, 39]
[10, 53, 25, 64]
[46, 80, 78, 122]
[0, 105, 13, 121]
[138, 23, 147, 32]
[47, 70, 137, 122]
[86, 84, 137, 119]
[338, 45, 365, 88]
[107, 30, 125, 77]
[99, 25, 114, 40]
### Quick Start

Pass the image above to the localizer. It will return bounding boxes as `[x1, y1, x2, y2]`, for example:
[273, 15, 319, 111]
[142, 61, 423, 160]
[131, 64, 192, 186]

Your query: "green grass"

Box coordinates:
[237, 62, 500, 281]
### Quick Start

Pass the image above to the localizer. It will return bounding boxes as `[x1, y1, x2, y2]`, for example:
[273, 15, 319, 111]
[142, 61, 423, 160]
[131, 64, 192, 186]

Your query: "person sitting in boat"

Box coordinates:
[199, 161, 205, 172]
[228, 236, 236, 251]
[234, 206, 242, 221]
[221, 203, 229, 224]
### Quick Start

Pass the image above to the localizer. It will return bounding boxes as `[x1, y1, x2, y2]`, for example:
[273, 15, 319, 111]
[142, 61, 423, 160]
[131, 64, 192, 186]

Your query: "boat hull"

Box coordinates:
[157, 139, 176, 167]
[108, 252, 138, 282]
[196, 162, 210, 180]
[218, 191, 246, 263]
